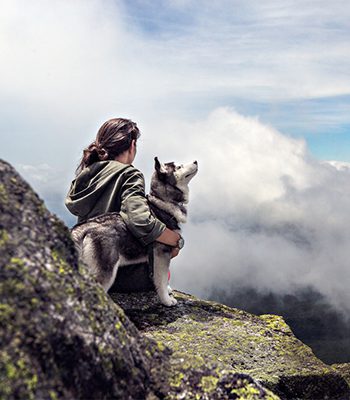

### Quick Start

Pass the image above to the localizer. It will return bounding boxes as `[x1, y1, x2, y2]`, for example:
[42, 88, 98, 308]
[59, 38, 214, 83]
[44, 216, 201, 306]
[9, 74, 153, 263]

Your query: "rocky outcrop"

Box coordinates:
[0, 158, 349, 399]
[0, 160, 170, 399]
[111, 291, 350, 400]
[209, 285, 350, 365]
[332, 364, 350, 387]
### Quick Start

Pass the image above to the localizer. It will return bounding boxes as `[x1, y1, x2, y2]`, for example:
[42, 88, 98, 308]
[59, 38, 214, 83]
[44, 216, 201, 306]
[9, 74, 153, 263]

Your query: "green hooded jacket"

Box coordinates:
[65, 160, 166, 246]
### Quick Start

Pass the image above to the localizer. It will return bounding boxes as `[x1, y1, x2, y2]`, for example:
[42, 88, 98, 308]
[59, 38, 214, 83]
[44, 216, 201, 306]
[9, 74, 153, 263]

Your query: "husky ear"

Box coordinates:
[154, 157, 167, 181]
[154, 157, 161, 171]
[154, 157, 166, 173]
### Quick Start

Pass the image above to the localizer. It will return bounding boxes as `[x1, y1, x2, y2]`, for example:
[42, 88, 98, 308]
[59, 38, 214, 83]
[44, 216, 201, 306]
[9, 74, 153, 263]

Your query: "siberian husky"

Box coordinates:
[70, 157, 198, 306]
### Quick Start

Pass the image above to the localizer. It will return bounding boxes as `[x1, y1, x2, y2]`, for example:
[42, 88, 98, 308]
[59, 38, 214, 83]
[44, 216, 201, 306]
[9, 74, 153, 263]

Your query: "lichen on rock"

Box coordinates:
[332, 363, 350, 386]
[110, 290, 350, 399]
[0, 159, 170, 399]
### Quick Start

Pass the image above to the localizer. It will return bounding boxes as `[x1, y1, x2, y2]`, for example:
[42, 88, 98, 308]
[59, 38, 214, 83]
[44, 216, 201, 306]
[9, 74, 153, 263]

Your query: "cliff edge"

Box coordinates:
[0, 159, 349, 399]
[111, 291, 350, 399]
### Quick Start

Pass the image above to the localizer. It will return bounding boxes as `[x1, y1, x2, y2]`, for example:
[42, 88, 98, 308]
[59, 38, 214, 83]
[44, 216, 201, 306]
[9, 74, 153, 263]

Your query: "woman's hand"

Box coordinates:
[156, 228, 181, 247]
[171, 247, 180, 259]
[156, 228, 181, 258]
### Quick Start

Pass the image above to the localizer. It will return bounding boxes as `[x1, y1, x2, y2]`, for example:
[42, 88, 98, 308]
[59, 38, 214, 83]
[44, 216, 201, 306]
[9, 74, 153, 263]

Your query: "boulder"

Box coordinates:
[110, 289, 350, 399]
[332, 363, 350, 387]
[0, 159, 170, 399]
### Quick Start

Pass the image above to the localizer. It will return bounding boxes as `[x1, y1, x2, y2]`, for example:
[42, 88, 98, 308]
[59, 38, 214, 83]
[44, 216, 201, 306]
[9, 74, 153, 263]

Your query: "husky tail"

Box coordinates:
[70, 221, 121, 292]
[70, 224, 86, 257]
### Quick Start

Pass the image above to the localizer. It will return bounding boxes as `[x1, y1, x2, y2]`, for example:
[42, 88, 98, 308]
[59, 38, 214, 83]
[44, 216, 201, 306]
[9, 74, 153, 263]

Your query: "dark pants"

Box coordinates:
[108, 263, 155, 293]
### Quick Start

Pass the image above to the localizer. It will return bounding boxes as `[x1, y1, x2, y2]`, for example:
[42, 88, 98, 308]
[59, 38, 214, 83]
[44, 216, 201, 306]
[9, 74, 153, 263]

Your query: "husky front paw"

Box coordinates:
[160, 295, 178, 307]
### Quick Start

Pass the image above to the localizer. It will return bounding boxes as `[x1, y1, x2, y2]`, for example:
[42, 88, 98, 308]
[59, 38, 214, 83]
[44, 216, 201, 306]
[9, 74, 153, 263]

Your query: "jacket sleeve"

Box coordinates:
[119, 168, 166, 246]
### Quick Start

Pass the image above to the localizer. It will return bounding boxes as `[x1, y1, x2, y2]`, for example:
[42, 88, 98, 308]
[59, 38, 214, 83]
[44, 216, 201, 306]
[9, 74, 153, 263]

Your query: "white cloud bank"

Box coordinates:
[164, 108, 350, 314]
[10, 105, 350, 314]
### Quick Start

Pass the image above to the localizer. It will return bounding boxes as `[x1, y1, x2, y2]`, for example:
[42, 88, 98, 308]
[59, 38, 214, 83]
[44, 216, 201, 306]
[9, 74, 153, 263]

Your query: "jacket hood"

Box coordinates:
[65, 160, 130, 218]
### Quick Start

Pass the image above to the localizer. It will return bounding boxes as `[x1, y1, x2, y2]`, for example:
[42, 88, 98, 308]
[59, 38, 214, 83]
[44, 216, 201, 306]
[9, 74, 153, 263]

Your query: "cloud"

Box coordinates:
[122, 0, 350, 100]
[13, 106, 350, 315]
[1, 0, 350, 167]
[165, 108, 350, 314]
[7, 103, 350, 317]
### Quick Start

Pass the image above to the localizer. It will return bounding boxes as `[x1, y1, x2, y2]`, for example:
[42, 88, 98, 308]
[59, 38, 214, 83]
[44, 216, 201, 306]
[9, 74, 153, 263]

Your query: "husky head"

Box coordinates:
[151, 157, 198, 204]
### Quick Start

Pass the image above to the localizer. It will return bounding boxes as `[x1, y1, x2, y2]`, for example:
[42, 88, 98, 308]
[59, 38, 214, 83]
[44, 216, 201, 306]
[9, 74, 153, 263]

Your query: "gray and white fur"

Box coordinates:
[70, 157, 198, 306]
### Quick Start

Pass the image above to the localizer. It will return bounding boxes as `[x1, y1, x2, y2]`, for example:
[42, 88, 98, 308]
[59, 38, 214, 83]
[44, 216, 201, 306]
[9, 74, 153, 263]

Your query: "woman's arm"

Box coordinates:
[120, 167, 182, 257]
[120, 169, 166, 245]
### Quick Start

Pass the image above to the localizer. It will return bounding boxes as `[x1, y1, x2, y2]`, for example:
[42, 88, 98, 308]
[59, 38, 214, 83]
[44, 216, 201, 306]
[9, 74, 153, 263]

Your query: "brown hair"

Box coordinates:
[76, 118, 140, 173]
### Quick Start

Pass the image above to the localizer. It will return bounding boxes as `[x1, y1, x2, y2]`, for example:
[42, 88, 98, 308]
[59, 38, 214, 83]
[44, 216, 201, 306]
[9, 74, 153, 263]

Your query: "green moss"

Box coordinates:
[144, 349, 151, 358]
[9, 257, 25, 267]
[157, 341, 166, 352]
[38, 203, 47, 217]
[49, 390, 58, 400]
[0, 183, 8, 203]
[230, 379, 275, 399]
[0, 303, 15, 320]
[259, 314, 291, 334]
[26, 373, 38, 392]
[0, 229, 9, 247]
[17, 359, 26, 370]
[31, 298, 39, 306]
[0, 351, 38, 400]
[6, 362, 17, 379]
[174, 353, 206, 371]
[78, 262, 87, 274]
[170, 372, 184, 388]
[331, 363, 350, 386]
[199, 375, 219, 392]
[0, 280, 26, 297]
[116, 291, 349, 399]
[51, 249, 69, 275]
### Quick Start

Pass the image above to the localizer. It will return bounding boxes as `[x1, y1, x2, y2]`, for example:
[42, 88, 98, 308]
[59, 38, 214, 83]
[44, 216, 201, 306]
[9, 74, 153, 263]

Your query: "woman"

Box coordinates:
[65, 118, 181, 258]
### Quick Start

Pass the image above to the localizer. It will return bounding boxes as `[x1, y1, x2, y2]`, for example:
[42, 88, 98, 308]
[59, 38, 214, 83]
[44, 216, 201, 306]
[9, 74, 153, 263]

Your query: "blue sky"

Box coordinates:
[1, 0, 350, 169]
[118, 0, 350, 160]
[2, 0, 350, 308]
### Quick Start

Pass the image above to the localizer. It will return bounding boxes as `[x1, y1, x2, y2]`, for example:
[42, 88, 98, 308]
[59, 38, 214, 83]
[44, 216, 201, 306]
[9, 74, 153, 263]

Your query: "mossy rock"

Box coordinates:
[0, 159, 170, 399]
[110, 291, 350, 399]
[332, 363, 350, 386]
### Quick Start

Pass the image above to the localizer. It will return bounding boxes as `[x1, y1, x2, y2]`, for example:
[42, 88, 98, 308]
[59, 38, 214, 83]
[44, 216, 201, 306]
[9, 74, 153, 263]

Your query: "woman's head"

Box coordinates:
[77, 118, 140, 173]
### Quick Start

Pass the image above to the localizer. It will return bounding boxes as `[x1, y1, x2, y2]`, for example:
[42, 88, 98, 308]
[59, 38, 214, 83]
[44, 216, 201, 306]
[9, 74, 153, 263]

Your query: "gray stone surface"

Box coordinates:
[111, 277, 350, 399]
[0, 159, 170, 399]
